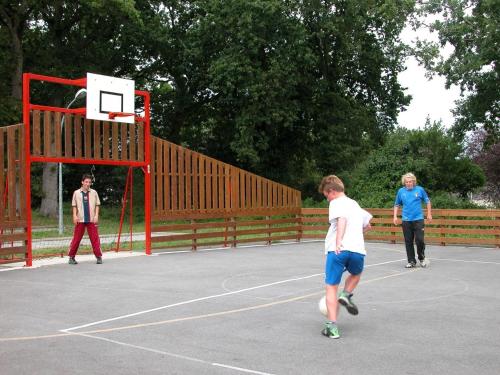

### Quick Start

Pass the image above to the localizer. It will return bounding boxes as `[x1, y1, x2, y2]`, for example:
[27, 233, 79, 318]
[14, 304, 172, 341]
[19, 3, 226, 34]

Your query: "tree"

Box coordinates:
[466, 128, 500, 205]
[0, 0, 146, 217]
[412, 0, 500, 145]
[0, 0, 46, 123]
[147, 0, 414, 193]
[347, 123, 485, 207]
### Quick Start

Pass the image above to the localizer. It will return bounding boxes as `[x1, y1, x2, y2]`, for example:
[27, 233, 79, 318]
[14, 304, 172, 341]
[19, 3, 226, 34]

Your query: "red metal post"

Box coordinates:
[23, 73, 32, 267]
[140, 91, 152, 256]
[129, 169, 133, 251]
[116, 167, 132, 252]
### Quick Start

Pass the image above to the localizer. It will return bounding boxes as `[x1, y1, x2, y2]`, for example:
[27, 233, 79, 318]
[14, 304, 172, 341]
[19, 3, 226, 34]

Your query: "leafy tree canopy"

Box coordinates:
[412, 0, 500, 145]
[347, 123, 485, 207]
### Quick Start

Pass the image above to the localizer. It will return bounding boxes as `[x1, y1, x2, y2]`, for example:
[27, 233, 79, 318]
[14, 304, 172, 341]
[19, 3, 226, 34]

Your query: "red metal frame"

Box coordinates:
[22, 73, 152, 266]
[115, 167, 133, 252]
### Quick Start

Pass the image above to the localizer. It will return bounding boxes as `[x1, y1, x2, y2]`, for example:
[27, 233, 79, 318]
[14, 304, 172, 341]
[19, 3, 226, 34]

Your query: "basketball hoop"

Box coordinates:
[108, 112, 135, 120]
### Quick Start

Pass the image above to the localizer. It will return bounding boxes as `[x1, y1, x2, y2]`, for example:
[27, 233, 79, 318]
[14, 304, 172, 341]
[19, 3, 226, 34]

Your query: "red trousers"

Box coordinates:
[68, 223, 102, 258]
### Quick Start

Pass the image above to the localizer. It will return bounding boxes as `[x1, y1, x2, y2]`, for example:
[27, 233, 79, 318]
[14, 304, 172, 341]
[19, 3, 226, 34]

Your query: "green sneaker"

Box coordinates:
[321, 323, 340, 339]
[68, 257, 78, 265]
[338, 291, 359, 315]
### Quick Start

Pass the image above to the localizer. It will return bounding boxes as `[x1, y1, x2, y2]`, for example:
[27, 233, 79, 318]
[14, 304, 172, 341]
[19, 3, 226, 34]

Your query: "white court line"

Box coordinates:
[61, 258, 405, 332]
[71, 332, 276, 375]
[0, 265, 41, 272]
[429, 257, 500, 265]
[59, 270, 412, 375]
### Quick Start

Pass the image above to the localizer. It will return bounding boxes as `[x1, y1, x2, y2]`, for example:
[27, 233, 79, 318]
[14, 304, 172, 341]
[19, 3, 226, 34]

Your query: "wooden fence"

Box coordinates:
[0, 124, 27, 263]
[3, 110, 499, 262]
[150, 137, 302, 250]
[301, 208, 500, 247]
[29, 110, 145, 163]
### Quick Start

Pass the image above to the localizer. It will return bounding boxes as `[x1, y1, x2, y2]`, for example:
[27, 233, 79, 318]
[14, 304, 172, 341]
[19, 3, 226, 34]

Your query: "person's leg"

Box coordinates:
[323, 251, 345, 338]
[414, 219, 426, 261]
[87, 223, 103, 258]
[323, 283, 340, 338]
[402, 220, 416, 265]
[343, 273, 361, 293]
[68, 223, 85, 259]
[338, 252, 364, 315]
[325, 284, 340, 322]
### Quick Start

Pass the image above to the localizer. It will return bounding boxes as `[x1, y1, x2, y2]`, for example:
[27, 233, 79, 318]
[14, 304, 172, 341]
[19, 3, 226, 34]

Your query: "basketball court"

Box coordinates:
[1, 241, 499, 375]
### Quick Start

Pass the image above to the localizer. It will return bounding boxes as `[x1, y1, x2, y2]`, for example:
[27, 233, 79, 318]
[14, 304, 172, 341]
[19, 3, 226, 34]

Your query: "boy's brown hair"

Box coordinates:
[81, 174, 93, 182]
[318, 175, 344, 193]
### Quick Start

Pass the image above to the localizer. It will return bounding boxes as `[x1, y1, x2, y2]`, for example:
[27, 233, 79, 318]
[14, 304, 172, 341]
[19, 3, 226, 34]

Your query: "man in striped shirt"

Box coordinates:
[68, 174, 103, 264]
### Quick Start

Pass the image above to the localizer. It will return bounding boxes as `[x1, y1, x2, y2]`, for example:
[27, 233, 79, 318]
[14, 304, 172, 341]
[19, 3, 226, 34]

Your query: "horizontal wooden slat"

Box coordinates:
[153, 208, 301, 221]
[0, 246, 26, 256]
[0, 232, 28, 242]
[302, 208, 500, 219]
[0, 221, 27, 229]
[429, 219, 499, 226]
[425, 236, 499, 245]
[234, 234, 299, 244]
[301, 225, 329, 231]
[301, 217, 328, 223]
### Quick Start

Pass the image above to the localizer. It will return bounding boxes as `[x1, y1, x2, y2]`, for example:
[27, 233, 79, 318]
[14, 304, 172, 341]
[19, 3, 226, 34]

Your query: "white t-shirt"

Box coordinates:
[325, 195, 372, 255]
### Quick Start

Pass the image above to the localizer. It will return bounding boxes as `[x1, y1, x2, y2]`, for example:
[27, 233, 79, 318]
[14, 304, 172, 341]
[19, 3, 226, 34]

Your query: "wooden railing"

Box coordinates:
[151, 212, 302, 251]
[0, 124, 27, 263]
[301, 208, 500, 247]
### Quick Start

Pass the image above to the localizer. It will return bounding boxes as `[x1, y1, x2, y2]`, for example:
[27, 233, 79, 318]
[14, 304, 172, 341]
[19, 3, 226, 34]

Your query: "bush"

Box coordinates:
[430, 192, 482, 209]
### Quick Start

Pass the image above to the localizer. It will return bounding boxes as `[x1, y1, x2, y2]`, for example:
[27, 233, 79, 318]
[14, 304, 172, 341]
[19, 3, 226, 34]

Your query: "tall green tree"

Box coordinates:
[466, 128, 500, 205]
[0, 0, 46, 122]
[147, 0, 414, 192]
[0, 0, 147, 216]
[413, 0, 499, 145]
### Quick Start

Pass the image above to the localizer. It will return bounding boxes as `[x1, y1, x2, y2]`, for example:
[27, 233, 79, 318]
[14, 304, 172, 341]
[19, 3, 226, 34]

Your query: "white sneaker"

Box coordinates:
[419, 258, 429, 268]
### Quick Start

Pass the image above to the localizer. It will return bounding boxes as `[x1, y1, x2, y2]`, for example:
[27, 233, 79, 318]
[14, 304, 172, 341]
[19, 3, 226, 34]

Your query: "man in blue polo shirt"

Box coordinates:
[393, 173, 432, 268]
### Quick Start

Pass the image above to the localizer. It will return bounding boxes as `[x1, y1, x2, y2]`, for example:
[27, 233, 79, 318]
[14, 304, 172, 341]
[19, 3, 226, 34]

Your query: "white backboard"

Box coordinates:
[86, 73, 135, 123]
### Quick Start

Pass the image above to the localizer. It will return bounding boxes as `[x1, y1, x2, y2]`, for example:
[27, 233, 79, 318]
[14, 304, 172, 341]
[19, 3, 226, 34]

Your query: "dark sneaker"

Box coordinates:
[419, 258, 429, 268]
[338, 291, 359, 315]
[321, 323, 340, 339]
[68, 257, 78, 265]
[405, 262, 416, 268]
[96, 257, 102, 264]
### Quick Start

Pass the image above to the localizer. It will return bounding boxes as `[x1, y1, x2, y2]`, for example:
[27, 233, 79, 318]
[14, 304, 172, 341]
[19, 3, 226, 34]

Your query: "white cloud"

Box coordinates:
[397, 25, 461, 130]
[398, 57, 461, 129]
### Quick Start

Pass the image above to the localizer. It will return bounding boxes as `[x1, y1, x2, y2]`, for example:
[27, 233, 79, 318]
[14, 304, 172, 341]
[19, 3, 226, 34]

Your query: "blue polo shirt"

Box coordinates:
[394, 186, 430, 221]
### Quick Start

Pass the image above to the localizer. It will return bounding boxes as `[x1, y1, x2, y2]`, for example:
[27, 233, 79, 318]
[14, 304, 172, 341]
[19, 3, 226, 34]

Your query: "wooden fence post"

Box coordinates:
[191, 219, 197, 251]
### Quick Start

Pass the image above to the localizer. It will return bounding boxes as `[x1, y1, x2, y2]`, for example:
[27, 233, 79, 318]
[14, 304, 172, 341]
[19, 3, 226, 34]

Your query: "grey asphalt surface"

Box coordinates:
[1, 241, 499, 375]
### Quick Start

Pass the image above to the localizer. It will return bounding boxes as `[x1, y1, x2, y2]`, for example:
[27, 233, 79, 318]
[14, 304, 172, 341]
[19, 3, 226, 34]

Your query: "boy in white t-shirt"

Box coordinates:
[318, 175, 372, 339]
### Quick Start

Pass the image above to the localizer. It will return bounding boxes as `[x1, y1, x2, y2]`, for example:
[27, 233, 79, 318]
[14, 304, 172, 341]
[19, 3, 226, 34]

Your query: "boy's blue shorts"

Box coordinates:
[325, 251, 365, 286]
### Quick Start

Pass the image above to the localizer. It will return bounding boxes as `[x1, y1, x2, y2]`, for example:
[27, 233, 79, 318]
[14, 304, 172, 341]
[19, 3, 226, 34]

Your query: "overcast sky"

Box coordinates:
[397, 26, 461, 130]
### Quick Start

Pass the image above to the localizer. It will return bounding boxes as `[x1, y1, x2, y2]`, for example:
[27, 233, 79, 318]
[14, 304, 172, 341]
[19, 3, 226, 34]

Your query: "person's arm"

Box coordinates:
[72, 206, 78, 225]
[335, 217, 346, 254]
[393, 190, 401, 226]
[426, 201, 432, 223]
[94, 205, 99, 224]
[421, 187, 432, 223]
[393, 206, 399, 226]
[362, 210, 373, 232]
